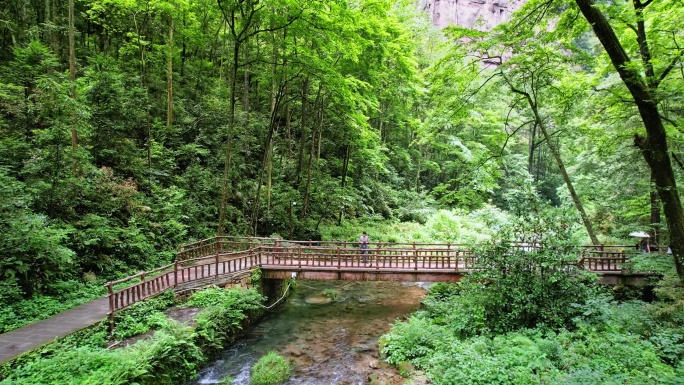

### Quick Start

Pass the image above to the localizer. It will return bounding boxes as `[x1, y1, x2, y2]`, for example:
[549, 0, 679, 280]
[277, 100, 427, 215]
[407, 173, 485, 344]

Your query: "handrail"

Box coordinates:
[104, 249, 254, 330]
[105, 239, 639, 331]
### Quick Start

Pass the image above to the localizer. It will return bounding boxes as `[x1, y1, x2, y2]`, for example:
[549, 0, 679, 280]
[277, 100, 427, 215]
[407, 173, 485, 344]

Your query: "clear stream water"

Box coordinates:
[188, 280, 427, 385]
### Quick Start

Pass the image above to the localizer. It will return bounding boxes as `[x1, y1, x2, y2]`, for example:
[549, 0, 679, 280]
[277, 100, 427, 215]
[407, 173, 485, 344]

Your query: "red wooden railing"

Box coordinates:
[104, 249, 255, 330]
[105, 237, 641, 329]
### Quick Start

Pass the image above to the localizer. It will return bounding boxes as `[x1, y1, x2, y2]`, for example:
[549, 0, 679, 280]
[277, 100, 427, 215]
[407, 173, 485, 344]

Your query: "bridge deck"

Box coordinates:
[0, 238, 642, 365]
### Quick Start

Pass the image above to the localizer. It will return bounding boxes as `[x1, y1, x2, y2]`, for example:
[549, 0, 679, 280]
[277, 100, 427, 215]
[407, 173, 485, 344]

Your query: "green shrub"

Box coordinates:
[1, 287, 267, 385]
[112, 290, 177, 340]
[250, 351, 292, 385]
[192, 288, 265, 356]
[380, 316, 448, 368]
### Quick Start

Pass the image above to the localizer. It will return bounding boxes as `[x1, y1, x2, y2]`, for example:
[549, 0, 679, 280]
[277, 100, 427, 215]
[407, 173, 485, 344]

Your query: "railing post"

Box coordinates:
[414, 249, 418, 271]
[141, 272, 146, 296]
[337, 247, 341, 269]
[376, 243, 381, 266]
[174, 260, 179, 288]
[215, 254, 220, 277]
[199, 239, 204, 257]
[298, 246, 302, 268]
[106, 282, 114, 333]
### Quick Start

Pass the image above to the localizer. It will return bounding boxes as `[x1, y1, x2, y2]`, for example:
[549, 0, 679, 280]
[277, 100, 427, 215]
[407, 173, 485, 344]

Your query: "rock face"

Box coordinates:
[418, 0, 524, 30]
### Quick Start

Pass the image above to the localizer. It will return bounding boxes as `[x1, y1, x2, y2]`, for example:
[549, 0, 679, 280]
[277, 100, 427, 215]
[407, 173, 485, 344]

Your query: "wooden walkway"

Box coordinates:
[0, 236, 637, 365]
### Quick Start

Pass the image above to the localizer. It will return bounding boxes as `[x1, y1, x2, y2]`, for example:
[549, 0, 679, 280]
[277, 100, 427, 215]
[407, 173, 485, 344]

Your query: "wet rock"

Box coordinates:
[284, 347, 303, 357]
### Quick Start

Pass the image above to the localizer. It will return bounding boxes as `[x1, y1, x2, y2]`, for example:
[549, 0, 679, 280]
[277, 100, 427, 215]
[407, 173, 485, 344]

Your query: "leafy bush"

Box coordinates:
[112, 290, 177, 340]
[192, 288, 265, 356]
[250, 351, 292, 385]
[1, 287, 267, 385]
[3, 320, 202, 385]
[380, 315, 448, 368]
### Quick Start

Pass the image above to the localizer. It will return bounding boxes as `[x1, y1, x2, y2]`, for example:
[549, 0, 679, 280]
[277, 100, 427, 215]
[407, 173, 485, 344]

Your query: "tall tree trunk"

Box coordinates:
[218, 40, 240, 235]
[574, 0, 684, 280]
[243, 41, 250, 138]
[286, 103, 292, 158]
[528, 122, 537, 176]
[296, 77, 309, 185]
[302, 86, 322, 218]
[68, 0, 78, 150]
[338, 144, 351, 225]
[166, 17, 174, 129]
[504, 73, 600, 245]
[415, 144, 423, 192]
[316, 95, 324, 167]
[650, 173, 661, 224]
[51, 0, 59, 53]
[250, 82, 286, 234]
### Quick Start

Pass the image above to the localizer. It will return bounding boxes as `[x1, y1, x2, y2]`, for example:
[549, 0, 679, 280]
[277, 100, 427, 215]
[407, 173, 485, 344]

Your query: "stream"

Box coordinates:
[188, 280, 428, 385]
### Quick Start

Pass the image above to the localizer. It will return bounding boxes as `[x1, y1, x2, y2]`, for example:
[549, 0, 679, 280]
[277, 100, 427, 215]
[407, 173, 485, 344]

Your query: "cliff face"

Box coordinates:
[418, 0, 523, 30]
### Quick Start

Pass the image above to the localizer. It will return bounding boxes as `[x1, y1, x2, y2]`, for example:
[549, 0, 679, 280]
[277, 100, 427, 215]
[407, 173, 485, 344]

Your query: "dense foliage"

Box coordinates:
[380, 203, 684, 383]
[2, 0, 684, 381]
[0, 287, 265, 385]
[1, 0, 683, 314]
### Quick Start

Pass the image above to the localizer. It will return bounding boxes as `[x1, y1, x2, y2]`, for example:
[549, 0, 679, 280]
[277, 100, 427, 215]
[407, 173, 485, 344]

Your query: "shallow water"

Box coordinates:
[188, 280, 427, 385]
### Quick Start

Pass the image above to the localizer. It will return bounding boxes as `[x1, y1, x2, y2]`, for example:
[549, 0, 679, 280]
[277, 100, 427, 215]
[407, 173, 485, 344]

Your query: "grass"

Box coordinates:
[250, 351, 292, 385]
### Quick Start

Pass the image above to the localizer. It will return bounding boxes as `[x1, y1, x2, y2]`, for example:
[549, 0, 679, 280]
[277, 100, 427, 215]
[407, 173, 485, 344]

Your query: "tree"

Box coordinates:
[572, 0, 684, 280]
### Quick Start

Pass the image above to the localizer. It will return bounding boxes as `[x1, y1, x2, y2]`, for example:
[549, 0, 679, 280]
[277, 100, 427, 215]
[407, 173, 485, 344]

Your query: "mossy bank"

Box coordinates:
[0, 280, 290, 385]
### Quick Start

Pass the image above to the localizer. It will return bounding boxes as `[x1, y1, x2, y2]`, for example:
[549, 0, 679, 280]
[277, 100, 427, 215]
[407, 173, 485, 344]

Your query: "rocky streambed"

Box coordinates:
[188, 280, 428, 385]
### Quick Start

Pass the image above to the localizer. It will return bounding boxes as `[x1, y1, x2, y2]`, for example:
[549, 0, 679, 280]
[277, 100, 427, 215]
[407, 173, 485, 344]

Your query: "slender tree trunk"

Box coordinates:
[286, 103, 292, 157]
[296, 77, 309, 184]
[651, 171, 661, 227]
[218, 41, 240, 235]
[316, 95, 324, 167]
[415, 145, 423, 192]
[45, 0, 50, 42]
[167, 17, 174, 129]
[243, 41, 250, 136]
[574, 0, 684, 280]
[504, 73, 600, 245]
[250, 83, 285, 234]
[68, 0, 78, 150]
[51, 0, 59, 53]
[528, 122, 537, 176]
[533, 103, 600, 245]
[338, 144, 351, 225]
[302, 86, 322, 218]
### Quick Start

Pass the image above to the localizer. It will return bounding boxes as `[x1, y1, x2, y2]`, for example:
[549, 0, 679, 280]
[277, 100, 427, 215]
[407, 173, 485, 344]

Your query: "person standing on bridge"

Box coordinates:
[359, 231, 369, 263]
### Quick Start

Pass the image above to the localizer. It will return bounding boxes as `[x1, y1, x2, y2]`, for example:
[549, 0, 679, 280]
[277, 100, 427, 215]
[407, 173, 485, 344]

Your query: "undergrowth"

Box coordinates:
[0, 287, 265, 385]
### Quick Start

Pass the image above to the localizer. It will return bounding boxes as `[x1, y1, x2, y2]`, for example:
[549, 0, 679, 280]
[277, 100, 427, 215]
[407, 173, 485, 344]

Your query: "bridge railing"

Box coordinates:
[177, 236, 276, 261]
[257, 245, 479, 271]
[104, 249, 257, 329]
[577, 250, 632, 271]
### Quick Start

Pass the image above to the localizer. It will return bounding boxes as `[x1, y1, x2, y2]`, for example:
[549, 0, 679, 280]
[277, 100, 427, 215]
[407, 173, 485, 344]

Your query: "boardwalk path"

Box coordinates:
[0, 298, 109, 364]
[0, 241, 631, 365]
[0, 263, 244, 365]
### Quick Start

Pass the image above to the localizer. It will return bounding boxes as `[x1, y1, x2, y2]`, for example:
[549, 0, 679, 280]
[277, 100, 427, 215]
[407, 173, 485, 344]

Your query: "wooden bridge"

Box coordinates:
[104, 236, 646, 325]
